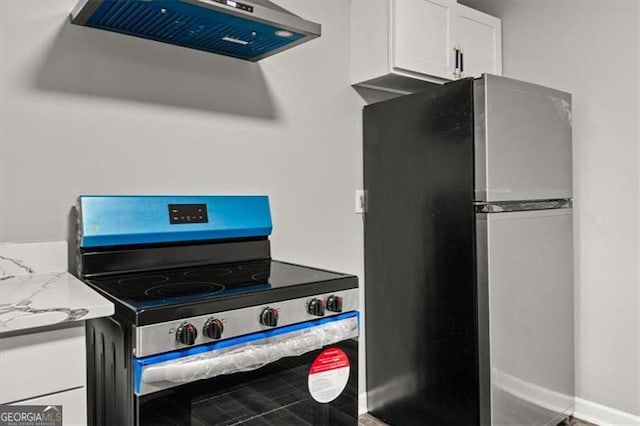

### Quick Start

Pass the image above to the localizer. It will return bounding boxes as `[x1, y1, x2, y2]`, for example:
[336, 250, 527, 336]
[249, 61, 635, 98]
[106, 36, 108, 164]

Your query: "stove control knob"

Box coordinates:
[176, 322, 197, 346]
[203, 318, 224, 340]
[326, 295, 343, 313]
[308, 298, 325, 316]
[260, 307, 279, 327]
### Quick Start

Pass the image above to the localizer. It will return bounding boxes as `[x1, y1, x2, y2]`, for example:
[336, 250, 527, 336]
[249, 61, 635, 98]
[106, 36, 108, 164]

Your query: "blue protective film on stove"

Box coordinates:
[78, 195, 272, 248]
[133, 311, 359, 394]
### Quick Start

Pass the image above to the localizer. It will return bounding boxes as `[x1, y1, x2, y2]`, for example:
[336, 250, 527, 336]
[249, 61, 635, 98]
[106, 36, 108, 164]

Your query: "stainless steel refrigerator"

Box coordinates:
[363, 74, 574, 426]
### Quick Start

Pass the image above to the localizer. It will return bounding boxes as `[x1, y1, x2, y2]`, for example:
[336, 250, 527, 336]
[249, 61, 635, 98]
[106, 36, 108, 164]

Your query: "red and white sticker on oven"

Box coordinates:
[307, 347, 350, 403]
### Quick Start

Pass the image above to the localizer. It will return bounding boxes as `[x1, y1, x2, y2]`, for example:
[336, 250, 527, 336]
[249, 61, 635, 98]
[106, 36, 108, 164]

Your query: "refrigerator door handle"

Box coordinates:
[475, 199, 572, 213]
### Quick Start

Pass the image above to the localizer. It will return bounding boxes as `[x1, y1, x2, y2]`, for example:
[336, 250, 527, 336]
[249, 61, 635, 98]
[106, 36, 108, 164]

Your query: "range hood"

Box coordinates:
[70, 0, 321, 61]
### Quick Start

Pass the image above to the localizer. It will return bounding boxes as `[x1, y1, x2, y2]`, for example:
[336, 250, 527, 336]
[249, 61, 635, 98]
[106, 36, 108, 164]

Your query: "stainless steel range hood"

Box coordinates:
[70, 0, 321, 61]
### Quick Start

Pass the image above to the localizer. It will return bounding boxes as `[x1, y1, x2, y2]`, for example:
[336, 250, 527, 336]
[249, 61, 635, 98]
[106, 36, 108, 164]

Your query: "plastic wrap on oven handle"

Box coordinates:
[141, 316, 358, 385]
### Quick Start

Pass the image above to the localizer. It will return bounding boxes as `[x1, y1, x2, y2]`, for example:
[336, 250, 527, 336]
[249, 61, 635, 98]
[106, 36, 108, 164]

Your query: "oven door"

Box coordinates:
[134, 313, 359, 426]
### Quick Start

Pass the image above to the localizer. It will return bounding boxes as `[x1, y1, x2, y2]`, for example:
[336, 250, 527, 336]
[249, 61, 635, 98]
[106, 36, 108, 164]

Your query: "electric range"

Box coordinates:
[76, 195, 359, 426]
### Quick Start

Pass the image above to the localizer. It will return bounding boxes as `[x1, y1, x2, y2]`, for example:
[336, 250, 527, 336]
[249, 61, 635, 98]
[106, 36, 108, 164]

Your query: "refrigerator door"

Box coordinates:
[476, 207, 574, 425]
[474, 74, 572, 202]
[364, 80, 478, 425]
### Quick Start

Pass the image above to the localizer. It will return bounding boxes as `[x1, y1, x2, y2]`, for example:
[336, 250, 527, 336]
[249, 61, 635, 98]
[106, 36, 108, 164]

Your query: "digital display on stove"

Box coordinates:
[169, 204, 208, 225]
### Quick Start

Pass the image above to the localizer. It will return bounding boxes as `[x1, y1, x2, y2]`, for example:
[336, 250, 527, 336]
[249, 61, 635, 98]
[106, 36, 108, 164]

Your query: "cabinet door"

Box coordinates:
[391, 0, 457, 80]
[457, 4, 502, 78]
[13, 387, 87, 426]
[0, 324, 85, 404]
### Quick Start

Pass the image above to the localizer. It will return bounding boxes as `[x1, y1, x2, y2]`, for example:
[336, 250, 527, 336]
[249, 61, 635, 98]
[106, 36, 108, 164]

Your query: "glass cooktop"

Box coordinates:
[87, 260, 347, 310]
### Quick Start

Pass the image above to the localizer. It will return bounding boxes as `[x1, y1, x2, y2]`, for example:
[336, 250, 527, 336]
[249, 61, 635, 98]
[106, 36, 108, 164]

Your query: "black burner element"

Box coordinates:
[250, 272, 271, 282]
[144, 282, 225, 298]
[119, 275, 169, 286]
[184, 268, 233, 280]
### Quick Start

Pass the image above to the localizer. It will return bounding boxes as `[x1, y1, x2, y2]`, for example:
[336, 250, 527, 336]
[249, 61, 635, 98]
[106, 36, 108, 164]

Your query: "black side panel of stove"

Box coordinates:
[79, 239, 270, 277]
[363, 79, 479, 425]
[87, 317, 135, 426]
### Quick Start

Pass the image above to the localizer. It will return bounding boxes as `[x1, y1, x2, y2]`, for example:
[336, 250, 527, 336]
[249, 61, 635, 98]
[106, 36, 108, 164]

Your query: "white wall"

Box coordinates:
[5, 0, 639, 419]
[0, 0, 367, 406]
[460, 0, 640, 417]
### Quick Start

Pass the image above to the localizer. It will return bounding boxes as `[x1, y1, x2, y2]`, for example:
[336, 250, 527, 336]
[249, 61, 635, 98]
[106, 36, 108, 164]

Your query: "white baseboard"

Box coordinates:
[358, 392, 368, 415]
[495, 369, 639, 425]
[356, 388, 639, 425]
[574, 397, 640, 426]
[493, 369, 573, 415]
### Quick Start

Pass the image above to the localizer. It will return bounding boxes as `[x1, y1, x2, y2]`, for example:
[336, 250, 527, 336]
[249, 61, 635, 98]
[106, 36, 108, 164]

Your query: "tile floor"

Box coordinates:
[560, 417, 597, 426]
[358, 414, 387, 426]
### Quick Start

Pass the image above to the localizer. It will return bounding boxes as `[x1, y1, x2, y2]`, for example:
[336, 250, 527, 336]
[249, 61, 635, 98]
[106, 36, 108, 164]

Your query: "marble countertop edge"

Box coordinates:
[0, 271, 114, 336]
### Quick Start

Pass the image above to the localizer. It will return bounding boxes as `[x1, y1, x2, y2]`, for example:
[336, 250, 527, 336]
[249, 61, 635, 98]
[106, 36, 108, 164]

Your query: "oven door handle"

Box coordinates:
[135, 313, 359, 395]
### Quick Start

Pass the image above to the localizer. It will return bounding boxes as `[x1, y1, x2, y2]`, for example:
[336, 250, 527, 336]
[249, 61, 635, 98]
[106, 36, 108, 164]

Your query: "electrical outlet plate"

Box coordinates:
[355, 190, 366, 214]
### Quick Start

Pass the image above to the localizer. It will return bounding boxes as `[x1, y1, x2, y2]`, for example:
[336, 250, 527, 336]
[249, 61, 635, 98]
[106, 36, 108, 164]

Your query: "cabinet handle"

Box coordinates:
[460, 49, 464, 75]
[453, 47, 461, 78]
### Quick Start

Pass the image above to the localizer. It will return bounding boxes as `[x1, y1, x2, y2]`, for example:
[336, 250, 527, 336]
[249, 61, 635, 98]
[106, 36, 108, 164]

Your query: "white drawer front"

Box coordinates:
[0, 324, 85, 403]
[12, 387, 87, 426]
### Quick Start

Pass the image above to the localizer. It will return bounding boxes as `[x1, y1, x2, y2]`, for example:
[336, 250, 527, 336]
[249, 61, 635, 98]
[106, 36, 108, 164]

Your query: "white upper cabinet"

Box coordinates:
[456, 4, 502, 79]
[351, 0, 502, 93]
[392, 1, 458, 79]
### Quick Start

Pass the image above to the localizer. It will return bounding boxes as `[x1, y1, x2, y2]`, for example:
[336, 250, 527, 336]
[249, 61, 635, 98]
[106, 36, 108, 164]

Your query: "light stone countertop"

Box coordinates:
[0, 241, 114, 335]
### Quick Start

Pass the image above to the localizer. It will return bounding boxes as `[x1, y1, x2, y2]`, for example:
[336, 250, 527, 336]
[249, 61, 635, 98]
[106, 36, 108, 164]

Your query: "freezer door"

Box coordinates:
[476, 208, 574, 425]
[474, 74, 572, 202]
